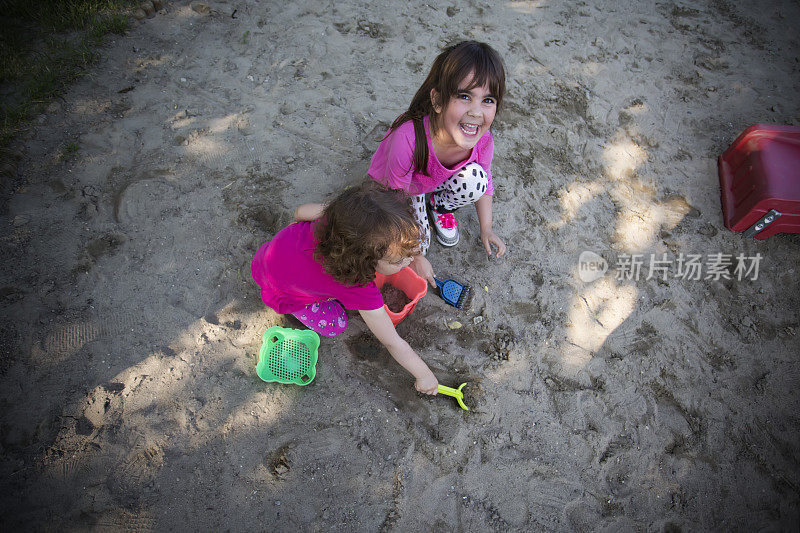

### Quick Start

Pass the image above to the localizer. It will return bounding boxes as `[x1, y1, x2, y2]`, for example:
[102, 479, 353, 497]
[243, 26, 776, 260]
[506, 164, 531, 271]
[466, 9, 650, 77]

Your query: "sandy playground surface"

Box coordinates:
[2, 0, 800, 530]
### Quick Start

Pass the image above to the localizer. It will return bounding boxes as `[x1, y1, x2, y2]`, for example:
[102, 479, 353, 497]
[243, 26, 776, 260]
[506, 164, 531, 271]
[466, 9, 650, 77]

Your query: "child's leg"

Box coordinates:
[431, 162, 489, 211]
[291, 300, 348, 337]
[410, 193, 432, 255]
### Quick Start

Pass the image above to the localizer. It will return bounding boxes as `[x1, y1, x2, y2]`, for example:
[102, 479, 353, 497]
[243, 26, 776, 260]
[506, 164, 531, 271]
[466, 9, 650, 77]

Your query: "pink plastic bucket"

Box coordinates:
[374, 267, 427, 325]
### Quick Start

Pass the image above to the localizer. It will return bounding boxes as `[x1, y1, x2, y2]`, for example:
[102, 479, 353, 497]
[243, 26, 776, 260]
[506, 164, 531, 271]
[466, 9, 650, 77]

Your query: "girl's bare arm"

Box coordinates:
[294, 203, 325, 222]
[475, 195, 506, 257]
[358, 307, 438, 394]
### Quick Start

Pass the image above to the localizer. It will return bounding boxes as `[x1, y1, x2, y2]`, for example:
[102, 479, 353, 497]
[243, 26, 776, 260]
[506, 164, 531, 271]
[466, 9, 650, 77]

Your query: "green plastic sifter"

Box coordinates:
[256, 326, 320, 385]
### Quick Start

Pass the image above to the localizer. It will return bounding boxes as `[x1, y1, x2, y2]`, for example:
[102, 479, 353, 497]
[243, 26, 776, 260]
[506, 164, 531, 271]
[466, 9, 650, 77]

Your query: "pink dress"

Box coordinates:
[251, 221, 384, 316]
[367, 115, 495, 196]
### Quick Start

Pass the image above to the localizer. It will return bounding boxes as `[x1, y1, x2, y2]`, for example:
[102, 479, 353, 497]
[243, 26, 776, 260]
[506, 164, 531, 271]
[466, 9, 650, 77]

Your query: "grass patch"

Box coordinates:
[0, 0, 137, 147]
[59, 141, 80, 161]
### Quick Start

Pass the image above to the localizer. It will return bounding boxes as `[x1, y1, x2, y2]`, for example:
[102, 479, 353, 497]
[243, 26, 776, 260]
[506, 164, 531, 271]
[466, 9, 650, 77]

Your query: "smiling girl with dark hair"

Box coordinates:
[369, 41, 508, 287]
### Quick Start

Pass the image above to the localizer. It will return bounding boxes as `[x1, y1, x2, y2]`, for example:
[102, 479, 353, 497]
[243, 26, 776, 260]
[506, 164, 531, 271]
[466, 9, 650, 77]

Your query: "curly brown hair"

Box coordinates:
[314, 181, 422, 286]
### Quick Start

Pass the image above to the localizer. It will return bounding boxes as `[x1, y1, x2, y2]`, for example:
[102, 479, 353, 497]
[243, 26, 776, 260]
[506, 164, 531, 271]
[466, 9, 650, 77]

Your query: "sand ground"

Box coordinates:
[1, 0, 799, 530]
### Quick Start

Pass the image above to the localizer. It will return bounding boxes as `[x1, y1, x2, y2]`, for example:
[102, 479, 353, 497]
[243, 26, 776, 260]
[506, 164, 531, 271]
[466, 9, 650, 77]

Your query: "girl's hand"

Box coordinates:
[480, 229, 507, 258]
[415, 373, 439, 395]
[411, 254, 436, 288]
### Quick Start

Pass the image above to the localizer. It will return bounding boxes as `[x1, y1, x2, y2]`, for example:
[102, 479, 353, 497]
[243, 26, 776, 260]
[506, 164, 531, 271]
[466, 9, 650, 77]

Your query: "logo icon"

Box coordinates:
[578, 251, 608, 283]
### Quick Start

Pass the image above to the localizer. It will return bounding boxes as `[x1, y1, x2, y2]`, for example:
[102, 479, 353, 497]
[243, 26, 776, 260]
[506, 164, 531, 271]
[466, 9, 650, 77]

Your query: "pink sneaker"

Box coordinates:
[429, 197, 459, 246]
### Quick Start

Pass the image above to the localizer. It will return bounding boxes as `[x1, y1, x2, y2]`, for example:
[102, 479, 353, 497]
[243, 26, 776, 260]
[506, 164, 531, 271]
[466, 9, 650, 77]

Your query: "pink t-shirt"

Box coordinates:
[251, 221, 384, 314]
[368, 114, 495, 196]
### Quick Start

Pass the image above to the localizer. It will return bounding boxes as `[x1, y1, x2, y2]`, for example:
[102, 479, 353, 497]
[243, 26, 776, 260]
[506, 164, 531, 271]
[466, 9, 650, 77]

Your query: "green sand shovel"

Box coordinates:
[438, 383, 470, 411]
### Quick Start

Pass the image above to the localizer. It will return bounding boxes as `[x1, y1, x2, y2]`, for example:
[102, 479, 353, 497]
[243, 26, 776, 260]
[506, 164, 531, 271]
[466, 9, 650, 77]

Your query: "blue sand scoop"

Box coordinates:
[434, 276, 471, 309]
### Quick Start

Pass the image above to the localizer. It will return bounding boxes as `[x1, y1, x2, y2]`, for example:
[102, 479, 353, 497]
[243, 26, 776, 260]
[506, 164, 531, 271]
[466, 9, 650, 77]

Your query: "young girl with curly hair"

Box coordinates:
[250, 181, 439, 394]
[369, 41, 507, 287]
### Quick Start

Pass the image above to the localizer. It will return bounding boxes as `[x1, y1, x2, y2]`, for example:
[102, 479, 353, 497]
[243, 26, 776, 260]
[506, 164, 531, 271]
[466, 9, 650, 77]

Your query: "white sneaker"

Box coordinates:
[429, 197, 459, 246]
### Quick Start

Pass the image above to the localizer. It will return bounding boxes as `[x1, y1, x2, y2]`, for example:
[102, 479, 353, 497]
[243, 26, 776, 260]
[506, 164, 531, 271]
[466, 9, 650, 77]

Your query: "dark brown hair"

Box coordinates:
[388, 41, 506, 175]
[314, 181, 422, 286]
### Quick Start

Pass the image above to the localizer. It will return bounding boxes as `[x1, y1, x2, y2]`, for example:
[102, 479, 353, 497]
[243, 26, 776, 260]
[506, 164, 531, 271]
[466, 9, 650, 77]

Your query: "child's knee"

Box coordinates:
[460, 162, 488, 192]
[442, 162, 488, 206]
